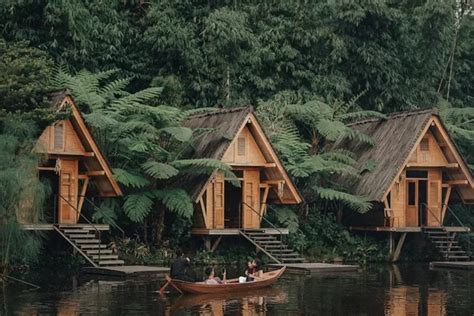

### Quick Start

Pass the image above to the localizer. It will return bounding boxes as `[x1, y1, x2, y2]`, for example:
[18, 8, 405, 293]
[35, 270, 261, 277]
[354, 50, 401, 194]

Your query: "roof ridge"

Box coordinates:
[186, 106, 252, 119]
[347, 108, 438, 127]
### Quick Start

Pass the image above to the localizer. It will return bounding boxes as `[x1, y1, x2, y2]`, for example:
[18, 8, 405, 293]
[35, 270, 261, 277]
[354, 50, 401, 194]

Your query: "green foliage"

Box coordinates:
[0, 115, 48, 273]
[293, 211, 385, 264]
[256, 92, 376, 214]
[0, 39, 53, 113]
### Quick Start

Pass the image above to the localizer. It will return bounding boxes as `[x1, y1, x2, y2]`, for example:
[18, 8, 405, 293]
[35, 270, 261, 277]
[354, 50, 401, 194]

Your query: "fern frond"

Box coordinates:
[113, 168, 149, 188]
[123, 192, 154, 222]
[142, 161, 179, 179]
[153, 189, 194, 218]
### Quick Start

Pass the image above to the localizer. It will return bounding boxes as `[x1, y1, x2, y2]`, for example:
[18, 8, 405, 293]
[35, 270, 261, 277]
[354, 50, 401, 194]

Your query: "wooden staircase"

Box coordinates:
[54, 225, 124, 267]
[423, 227, 470, 262]
[240, 229, 306, 264]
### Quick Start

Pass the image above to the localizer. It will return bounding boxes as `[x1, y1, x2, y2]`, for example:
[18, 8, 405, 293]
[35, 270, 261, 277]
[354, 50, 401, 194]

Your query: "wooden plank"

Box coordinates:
[59, 159, 79, 224]
[76, 177, 90, 220]
[37, 166, 56, 171]
[210, 235, 223, 252]
[441, 186, 452, 222]
[391, 232, 407, 262]
[445, 180, 468, 185]
[242, 169, 260, 229]
[260, 186, 270, 216]
[213, 172, 225, 229]
[199, 197, 209, 229]
[86, 170, 106, 176]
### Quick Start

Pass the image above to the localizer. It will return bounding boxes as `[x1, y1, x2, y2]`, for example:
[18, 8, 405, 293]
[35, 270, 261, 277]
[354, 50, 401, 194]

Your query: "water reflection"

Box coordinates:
[168, 287, 287, 315]
[1, 264, 472, 315]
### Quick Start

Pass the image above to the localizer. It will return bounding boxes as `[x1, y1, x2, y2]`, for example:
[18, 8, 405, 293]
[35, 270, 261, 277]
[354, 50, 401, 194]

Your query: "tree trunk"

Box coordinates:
[153, 206, 165, 247]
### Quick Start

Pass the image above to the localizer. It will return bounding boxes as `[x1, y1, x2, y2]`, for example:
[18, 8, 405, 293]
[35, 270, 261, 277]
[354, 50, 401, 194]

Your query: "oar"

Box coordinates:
[159, 281, 170, 295]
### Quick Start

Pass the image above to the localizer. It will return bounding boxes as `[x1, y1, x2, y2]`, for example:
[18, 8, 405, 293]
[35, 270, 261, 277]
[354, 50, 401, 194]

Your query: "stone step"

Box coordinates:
[91, 254, 119, 260]
[67, 234, 96, 239]
[79, 244, 108, 249]
[74, 239, 101, 244]
[85, 249, 113, 255]
[98, 260, 125, 266]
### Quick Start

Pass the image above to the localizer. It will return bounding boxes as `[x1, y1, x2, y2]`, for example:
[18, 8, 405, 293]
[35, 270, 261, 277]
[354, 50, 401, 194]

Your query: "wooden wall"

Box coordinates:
[222, 126, 266, 165]
[37, 120, 86, 154]
[407, 131, 447, 166]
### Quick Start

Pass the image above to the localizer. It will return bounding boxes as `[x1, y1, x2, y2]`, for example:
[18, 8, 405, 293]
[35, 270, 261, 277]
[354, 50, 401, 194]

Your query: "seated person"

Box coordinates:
[204, 267, 226, 284]
[245, 259, 258, 281]
[170, 249, 193, 282]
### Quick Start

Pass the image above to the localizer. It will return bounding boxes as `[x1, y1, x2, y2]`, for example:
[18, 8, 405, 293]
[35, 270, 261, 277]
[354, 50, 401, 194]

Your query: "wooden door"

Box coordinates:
[242, 170, 260, 229]
[213, 172, 225, 229]
[405, 180, 418, 226]
[427, 181, 442, 226]
[58, 159, 79, 224]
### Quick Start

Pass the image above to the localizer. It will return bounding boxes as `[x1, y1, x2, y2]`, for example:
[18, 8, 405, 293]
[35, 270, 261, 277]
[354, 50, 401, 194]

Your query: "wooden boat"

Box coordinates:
[165, 266, 286, 294]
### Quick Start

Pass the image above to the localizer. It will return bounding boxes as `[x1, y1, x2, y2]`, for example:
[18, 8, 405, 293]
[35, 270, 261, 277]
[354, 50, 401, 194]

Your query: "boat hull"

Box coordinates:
[168, 267, 286, 294]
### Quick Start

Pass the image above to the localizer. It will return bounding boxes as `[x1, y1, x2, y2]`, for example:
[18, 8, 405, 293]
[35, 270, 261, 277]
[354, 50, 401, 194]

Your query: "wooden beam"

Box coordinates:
[229, 162, 276, 168]
[260, 186, 270, 215]
[446, 163, 459, 168]
[83, 152, 95, 157]
[199, 197, 209, 229]
[78, 174, 88, 180]
[210, 236, 223, 252]
[445, 180, 469, 185]
[441, 186, 452, 221]
[390, 232, 407, 262]
[262, 180, 285, 185]
[85, 170, 106, 176]
[76, 177, 90, 220]
[37, 166, 56, 171]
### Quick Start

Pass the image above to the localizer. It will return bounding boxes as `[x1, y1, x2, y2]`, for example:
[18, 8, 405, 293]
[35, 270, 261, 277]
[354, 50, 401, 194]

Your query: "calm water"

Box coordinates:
[1, 264, 473, 315]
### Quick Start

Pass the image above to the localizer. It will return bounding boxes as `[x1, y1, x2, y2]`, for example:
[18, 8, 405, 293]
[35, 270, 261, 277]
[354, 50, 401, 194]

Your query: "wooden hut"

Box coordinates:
[180, 107, 302, 234]
[334, 109, 473, 261]
[33, 91, 122, 225]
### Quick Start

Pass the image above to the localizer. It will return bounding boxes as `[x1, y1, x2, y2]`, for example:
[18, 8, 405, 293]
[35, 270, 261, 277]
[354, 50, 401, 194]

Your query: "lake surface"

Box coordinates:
[1, 264, 473, 315]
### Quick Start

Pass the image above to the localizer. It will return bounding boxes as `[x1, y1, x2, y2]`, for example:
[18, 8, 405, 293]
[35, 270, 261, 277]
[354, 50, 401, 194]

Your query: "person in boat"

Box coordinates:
[170, 249, 193, 282]
[245, 260, 257, 281]
[204, 267, 226, 284]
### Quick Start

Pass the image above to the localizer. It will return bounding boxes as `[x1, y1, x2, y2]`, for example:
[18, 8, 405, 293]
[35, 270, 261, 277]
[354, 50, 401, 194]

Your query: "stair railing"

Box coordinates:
[56, 193, 102, 262]
[445, 204, 471, 258]
[420, 203, 443, 227]
[264, 203, 307, 254]
[82, 195, 125, 239]
[240, 201, 284, 259]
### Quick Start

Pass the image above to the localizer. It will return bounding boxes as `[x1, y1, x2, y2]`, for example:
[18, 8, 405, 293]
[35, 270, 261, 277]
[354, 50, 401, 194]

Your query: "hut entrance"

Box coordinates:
[406, 170, 428, 227]
[224, 180, 242, 228]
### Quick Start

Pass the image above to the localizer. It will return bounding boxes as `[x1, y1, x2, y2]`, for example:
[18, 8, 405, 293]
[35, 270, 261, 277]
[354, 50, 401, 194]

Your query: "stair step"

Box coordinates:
[91, 255, 119, 260]
[252, 237, 277, 241]
[446, 255, 470, 259]
[275, 253, 300, 257]
[98, 260, 124, 266]
[85, 249, 113, 255]
[281, 258, 306, 262]
[256, 240, 282, 244]
[67, 234, 96, 239]
[79, 244, 108, 249]
[63, 229, 95, 234]
[74, 239, 101, 244]
[432, 241, 460, 244]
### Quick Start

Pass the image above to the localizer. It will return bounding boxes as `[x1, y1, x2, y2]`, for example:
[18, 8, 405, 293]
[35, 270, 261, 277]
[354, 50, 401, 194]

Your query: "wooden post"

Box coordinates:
[390, 232, 407, 262]
[388, 232, 394, 260]
[204, 237, 211, 251]
[210, 236, 223, 253]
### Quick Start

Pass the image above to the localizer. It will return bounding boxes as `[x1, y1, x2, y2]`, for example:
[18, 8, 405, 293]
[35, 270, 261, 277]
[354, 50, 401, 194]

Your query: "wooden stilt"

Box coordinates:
[390, 232, 407, 262]
[210, 235, 223, 252]
[388, 232, 394, 260]
[204, 237, 211, 251]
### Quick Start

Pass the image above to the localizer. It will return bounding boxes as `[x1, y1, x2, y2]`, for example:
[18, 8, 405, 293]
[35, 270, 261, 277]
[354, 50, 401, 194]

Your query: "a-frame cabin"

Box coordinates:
[177, 108, 304, 261]
[31, 91, 122, 225]
[21, 91, 126, 267]
[335, 109, 473, 261]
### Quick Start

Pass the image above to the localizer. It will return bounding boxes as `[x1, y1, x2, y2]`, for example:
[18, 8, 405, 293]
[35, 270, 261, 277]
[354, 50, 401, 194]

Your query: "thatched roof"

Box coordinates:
[333, 109, 437, 201]
[177, 107, 252, 201]
[176, 107, 302, 204]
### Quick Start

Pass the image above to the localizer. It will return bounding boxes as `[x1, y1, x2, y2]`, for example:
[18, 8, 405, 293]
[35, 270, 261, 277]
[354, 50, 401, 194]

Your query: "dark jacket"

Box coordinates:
[170, 256, 190, 280]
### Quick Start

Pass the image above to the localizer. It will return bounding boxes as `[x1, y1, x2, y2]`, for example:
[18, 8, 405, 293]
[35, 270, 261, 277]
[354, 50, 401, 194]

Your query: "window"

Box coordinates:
[406, 170, 428, 178]
[54, 123, 64, 150]
[408, 182, 416, 206]
[420, 138, 429, 151]
[237, 135, 246, 156]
